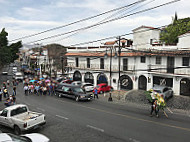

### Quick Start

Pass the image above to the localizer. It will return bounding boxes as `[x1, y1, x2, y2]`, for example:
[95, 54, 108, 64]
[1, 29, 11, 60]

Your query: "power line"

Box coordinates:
[44, 0, 155, 45]
[10, 0, 145, 42]
[25, 0, 180, 44]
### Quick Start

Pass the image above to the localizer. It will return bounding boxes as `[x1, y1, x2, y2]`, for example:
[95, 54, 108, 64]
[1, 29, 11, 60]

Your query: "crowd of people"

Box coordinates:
[23, 77, 57, 96]
[0, 79, 18, 107]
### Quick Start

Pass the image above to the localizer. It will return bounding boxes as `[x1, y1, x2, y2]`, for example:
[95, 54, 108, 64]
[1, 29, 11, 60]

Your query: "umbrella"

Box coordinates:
[29, 80, 36, 83]
[45, 79, 50, 83]
[40, 77, 44, 80]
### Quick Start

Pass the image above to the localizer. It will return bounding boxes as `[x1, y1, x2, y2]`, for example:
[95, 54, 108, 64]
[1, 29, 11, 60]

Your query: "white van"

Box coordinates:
[12, 67, 17, 74]
[15, 72, 23, 81]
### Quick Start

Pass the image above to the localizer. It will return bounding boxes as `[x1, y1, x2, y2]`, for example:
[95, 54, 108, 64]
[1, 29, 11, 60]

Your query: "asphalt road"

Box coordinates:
[0, 65, 190, 142]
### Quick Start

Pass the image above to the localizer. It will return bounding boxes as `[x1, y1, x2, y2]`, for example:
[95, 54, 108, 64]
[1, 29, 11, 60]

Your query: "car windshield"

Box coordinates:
[84, 84, 93, 87]
[153, 89, 162, 93]
[73, 88, 84, 93]
[96, 85, 100, 89]
[7, 133, 30, 142]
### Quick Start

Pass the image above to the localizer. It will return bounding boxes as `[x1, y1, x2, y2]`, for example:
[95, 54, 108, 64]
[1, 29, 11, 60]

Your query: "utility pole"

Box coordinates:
[108, 47, 113, 101]
[61, 56, 64, 76]
[118, 36, 121, 90]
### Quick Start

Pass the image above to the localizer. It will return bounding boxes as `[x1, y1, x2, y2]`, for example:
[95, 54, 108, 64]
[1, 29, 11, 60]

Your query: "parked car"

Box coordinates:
[152, 85, 173, 100]
[2, 71, 8, 75]
[71, 81, 82, 86]
[55, 83, 93, 101]
[0, 104, 46, 135]
[93, 83, 113, 94]
[14, 72, 24, 81]
[81, 83, 94, 92]
[60, 79, 73, 84]
[12, 67, 17, 73]
[0, 133, 49, 142]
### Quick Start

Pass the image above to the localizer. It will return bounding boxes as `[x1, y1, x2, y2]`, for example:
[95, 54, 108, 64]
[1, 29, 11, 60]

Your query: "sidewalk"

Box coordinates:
[97, 90, 190, 117]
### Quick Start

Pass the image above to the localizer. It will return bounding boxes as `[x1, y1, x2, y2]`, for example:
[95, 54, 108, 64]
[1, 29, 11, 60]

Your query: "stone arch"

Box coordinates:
[84, 72, 94, 84]
[138, 75, 147, 90]
[73, 70, 82, 81]
[97, 73, 108, 85]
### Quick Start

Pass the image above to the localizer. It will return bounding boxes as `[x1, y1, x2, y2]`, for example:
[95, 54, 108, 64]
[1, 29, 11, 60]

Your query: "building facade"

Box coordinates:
[66, 26, 190, 96]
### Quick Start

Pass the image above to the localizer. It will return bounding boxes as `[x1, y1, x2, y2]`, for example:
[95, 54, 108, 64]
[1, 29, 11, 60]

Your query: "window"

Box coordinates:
[76, 57, 79, 67]
[182, 57, 189, 66]
[141, 56, 146, 63]
[123, 58, 128, 71]
[1, 109, 8, 117]
[100, 58, 104, 69]
[87, 58, 90, 68]
[156, 56, 162, 64]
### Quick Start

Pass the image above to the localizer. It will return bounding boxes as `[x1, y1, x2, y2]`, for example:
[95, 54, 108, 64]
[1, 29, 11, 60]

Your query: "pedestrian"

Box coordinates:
[94, 88, 98, 99]
[0, 89, 3, 101]
[3, 88, 9, 98]
[43, 86, 47, 95]
[4, 98, 13, 107]
[13, 86, 17, 96]
[24, 85, 28, 95]
[35, 84, 40, 96]
[150, 99, 159, 117]
[7, 80, 10, 87]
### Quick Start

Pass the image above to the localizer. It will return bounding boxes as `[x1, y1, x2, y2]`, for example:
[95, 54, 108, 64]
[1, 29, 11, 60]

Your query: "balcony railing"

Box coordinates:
[67, 63, 135, 72]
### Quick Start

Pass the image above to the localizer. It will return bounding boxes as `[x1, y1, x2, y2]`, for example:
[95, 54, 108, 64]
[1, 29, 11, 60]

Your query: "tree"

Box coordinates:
[0, 28, 8, 48]
[160, 15, 190, 44]
[0, 28, 22, 66]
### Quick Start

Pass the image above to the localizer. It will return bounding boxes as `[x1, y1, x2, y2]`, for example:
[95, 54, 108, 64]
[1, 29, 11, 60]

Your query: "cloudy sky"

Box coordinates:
[0, 0, 189, 47]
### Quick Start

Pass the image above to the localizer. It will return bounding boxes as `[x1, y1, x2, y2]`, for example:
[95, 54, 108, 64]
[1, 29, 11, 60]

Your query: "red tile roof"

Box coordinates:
[66, 50, 190, 57]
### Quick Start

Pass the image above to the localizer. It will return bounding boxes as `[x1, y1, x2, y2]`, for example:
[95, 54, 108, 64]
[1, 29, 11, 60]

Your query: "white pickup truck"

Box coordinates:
[0, 104, 46, 135]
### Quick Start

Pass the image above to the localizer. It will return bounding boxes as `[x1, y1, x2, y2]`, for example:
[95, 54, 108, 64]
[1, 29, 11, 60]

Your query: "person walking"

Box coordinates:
[24, 85, 28, 95]
[94, 88, 98, 99]
[13, 86, 17, 96]
[35, 84, 40, 96]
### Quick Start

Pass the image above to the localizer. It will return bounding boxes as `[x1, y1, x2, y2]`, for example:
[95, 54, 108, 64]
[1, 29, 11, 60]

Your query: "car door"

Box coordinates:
[0, 109, 10, 127]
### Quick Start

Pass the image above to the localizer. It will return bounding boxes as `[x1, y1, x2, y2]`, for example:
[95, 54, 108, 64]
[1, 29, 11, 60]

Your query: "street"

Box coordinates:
[0, 65, 190, 142]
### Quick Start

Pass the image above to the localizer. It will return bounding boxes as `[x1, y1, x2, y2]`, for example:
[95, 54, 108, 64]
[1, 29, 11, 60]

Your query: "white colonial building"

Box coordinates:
[66, 26, 190, 96]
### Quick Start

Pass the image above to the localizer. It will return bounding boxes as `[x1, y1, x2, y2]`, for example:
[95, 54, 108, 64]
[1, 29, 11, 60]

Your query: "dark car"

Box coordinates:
[93, 83, 113, 94]
[55, 83, 93, 101]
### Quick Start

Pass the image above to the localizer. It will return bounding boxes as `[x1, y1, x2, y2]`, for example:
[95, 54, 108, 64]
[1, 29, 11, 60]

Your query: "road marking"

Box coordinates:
[167, 107, 173, 114]
[36, 107, 45, 112]
[55, 97, 190, 132]
[87, 125, 104, 132]
[56, 115, 69, 120]
[129, 138, 141, 142]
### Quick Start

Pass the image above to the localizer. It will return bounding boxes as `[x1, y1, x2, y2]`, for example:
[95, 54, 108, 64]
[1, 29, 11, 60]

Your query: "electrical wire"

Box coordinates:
[25, 0, 180, 44]
[10, 0, 146, 42]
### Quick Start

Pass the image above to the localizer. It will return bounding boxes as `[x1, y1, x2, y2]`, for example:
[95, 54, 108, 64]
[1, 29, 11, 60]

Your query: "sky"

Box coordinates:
[0, 0, 189, 47]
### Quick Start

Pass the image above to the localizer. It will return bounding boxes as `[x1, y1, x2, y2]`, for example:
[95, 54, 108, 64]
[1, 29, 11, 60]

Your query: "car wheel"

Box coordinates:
[100, 91, 103, 94]
[75, 96, 79, 102]
[14, 125, 21, 135]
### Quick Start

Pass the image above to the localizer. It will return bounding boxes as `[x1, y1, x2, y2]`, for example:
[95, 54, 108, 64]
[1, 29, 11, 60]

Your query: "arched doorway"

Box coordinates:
[138, 75, 147, 90]
[97, 73, 108, 85]
[120, 75, 133, 90]
[84, 72, 94, 84]
[180, 78, 190, 96]
[73, 71, 82, 81]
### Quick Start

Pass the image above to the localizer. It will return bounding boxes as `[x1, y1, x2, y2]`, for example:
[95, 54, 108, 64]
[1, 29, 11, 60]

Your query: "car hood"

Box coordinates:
[23, 133, 49, 142]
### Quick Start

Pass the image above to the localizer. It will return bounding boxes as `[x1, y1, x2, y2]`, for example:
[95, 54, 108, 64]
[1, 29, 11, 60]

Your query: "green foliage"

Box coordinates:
[160, 16, 190, 44]
[0, 28, 22, 66]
